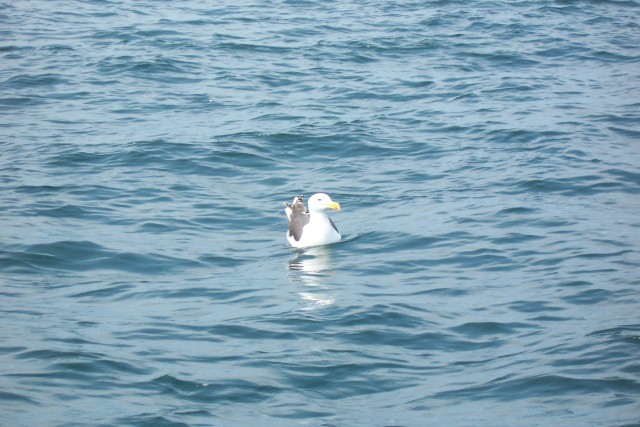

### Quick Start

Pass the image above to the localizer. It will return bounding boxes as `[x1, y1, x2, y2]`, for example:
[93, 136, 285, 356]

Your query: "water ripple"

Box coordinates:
[1, 0, 639, 426]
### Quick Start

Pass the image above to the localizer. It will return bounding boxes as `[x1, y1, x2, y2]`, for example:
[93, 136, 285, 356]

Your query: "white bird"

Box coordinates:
[284, 193, 341, 248]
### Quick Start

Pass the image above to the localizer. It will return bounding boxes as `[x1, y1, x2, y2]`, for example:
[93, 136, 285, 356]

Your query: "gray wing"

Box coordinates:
[284, 202, 293, 220]
[329, 217, 339, 234]
[288, 211, 310, 241]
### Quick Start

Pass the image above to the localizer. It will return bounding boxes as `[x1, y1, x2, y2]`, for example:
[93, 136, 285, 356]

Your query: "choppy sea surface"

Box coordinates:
[1, 1, 639, 426]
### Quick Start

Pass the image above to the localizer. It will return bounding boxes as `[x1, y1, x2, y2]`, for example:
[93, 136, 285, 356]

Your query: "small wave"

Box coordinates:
[140, 374, 281, 404]
[1, 241, 201, 274]
[435, 373, 640, 402]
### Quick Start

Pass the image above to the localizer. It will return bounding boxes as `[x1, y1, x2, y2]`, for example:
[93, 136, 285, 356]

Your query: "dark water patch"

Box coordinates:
[340, 329, 503, 352]
[1, 73, 67, 89]
[588, 112, 640, 128]
[46, 90, 93, 102]
[619, 363, 640, 376]
[0, 307, 43, 317]
[587, 325, 640, 344]
[605, 168, 640, 188]
[495, 206, 541, 216]
[535, 45, 590, 61]
[114, 322, 240, 346]
[191, 213, 250, 231]
[529, 315, 576, 322]
[380, 168, 445, 183]
[104, 139, 204, 168]
[204, 149, 280, 175]
[115, 414, 191, 427]
[277, 361, 411, 399]
[490, 233, 544, 245]
[115, 325, 212, 343]
[429, 247, 514, 271]
[133, 28, 182, 38]
[0, 390, 37, 405]
[408, 287, 471, 298]
[559, 280, 593, 288]
[142, 374, 280, 404]
[0, 249, 58, 274]
[216, 41, 297, 56]
[507, 178, 571, 195]
[508, 300, 564, 314]
[69, 282, 134, 300]
[48, 336, 105, 348]
[335, 304, 431, 329]
[255, 310, 356, 335]
[137, 222, 175, 233]
[347, 232, 520, 274]
[354, 231, 471, 254]
[205, 324, 297, 342]
[586, 50, 639, 64]
[40, 43, 76, 55]
[7, 367, 133, 390]
[1, 241, 201, 274]
[585, 249, 635, 259]
[48, 149, 123, 172]
[0, 346, 27, 355]
[604, 125, 640, 139]
[274, 408, 335, 420]
[462, 51, 540, 69]
[15, 349, 93, 361]
[13, 184, 82, 197]
[156, 287, 256, 303]
[12, 348, 151, 379]
[48, 358, 152, 377]
[450, 322, 534, 338]
[0, 44, 23, 53]
[0, 96, 43, 107]
[259, 131, 399, 162]
[94, 138, 282, 179]
[30, 203, 112, 221]
[95, 55, 202, 83]
[504, 174, 637, 196]
[435, 374, 640, 402]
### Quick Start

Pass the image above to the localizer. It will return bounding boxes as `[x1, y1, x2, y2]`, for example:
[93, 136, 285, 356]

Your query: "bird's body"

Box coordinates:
[285, 193, 341, 248]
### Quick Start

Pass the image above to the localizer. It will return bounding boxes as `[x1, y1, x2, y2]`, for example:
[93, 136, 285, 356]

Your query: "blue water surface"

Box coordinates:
[1, 1, 639, 426]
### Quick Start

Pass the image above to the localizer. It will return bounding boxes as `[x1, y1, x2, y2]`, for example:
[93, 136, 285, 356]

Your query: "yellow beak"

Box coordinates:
[327, 201, 341, 211]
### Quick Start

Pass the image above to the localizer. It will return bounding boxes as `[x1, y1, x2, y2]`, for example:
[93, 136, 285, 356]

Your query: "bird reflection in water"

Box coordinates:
[288, 246, 336, 310]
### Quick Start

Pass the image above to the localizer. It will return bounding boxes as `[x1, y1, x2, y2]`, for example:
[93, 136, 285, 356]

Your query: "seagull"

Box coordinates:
[284, 193, 341, 248]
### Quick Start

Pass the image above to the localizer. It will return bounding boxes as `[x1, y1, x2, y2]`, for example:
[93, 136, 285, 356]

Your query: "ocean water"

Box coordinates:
[1, 0, 639, 425]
